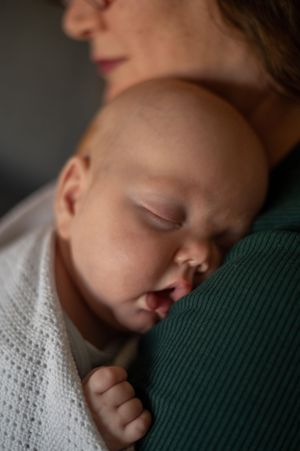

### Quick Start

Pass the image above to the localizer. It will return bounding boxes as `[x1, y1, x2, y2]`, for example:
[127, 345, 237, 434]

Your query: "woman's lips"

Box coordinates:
[94, 57, 127, 75]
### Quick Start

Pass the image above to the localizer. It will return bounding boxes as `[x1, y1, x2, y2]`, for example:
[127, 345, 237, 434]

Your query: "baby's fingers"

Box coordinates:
[83, 366, 127, 394]
[102, 380, 135, 408]
[118, 397, 144, 424]
[123, 409, 152, 444]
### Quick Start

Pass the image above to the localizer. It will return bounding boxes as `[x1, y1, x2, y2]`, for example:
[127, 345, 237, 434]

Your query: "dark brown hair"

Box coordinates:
[217, 0, 300, 98]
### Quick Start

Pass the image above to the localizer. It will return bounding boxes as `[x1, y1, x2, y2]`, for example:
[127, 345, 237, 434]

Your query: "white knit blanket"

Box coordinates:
[0, 226, 108, 451]
[0, 183, 55, 247]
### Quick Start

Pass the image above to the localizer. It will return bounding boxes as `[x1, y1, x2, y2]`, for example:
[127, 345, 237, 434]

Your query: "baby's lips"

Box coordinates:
[171, 280, 193, 302]
[146, 293, 160, 311]
[145, 280, 192, 316]
[145, 290, 173, 313]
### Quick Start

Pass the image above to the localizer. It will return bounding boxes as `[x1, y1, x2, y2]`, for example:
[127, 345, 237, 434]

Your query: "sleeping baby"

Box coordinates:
[0, 79, 267, 450]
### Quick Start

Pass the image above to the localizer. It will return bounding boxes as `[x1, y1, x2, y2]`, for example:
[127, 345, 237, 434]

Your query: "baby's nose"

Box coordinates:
[174, 238, 221, 280]
[175, 239, 210, 267]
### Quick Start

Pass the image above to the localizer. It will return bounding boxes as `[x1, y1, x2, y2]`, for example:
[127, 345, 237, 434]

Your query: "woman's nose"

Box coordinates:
[63, 0, 107, 40]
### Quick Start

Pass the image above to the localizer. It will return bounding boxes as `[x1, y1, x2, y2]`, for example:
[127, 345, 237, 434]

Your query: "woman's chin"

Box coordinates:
[103, 81, 123, 103]
[104, 77, 140, 103]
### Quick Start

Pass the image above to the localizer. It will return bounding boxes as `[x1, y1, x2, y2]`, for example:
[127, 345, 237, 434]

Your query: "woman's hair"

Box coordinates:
[217, 0, 300, 98]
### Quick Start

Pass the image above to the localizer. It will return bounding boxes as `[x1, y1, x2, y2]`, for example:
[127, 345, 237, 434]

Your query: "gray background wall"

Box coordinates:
[0, 0, 104, 215]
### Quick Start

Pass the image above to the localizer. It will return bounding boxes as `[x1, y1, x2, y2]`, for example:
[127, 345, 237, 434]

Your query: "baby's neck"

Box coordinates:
[54, 236, 123, 350]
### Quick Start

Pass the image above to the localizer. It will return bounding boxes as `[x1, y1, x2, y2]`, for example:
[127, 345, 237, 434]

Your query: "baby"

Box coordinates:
[0, 79, 267, 451]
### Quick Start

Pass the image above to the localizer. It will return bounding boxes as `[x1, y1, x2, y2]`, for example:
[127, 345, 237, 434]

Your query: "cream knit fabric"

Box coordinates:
[0, 226, 108, 451]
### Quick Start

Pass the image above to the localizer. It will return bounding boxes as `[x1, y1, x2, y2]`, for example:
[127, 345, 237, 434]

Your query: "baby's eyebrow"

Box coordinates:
[133, 180, 185, 200]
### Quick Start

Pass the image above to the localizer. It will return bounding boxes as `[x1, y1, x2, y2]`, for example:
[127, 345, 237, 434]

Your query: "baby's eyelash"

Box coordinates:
[142, 208, 182, 231]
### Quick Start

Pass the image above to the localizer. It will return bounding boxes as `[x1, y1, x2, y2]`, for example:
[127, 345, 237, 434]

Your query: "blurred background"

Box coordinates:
[0, 0, 104, 216]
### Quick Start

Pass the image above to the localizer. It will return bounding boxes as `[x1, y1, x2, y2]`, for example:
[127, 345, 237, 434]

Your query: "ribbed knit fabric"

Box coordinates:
[129, 145, 300, 450]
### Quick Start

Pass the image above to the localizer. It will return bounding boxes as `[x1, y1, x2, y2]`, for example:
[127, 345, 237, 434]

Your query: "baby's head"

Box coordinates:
[55, 79, 267, 335]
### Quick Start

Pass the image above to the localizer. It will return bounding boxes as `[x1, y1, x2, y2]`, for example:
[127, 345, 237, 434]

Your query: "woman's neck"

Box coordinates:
[221, 84, 300, 167]
[248, 93, 300, 167]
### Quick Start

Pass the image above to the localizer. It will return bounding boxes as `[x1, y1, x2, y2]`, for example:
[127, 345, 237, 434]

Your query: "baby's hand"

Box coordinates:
[83, 366, 152, 451]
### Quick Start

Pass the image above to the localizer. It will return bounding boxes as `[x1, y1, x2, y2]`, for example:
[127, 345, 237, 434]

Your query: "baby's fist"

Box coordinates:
[83, 366, 152, 451]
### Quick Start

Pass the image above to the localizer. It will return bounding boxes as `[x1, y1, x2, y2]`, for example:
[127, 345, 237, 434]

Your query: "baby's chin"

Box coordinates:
[114, 309, 161, 335]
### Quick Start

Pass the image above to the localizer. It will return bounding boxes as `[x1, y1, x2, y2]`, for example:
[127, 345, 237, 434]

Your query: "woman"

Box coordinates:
[5, 0, 300, 448]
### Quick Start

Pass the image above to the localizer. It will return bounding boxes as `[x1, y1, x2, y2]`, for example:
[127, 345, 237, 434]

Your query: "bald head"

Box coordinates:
[78, 79, 268, 222]
[55, 78, 269, 302]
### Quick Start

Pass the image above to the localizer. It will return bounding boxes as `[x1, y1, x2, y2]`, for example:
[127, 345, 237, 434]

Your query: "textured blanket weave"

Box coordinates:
[0, 227, 108, 451]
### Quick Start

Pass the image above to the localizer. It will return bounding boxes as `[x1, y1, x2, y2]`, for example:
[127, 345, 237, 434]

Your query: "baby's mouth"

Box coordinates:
[145, 281, 193, 317]
[145, 288, 175, 316]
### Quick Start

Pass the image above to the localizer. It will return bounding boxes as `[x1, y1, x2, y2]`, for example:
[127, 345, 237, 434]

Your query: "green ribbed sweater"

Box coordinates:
[129, 145, 300, 450]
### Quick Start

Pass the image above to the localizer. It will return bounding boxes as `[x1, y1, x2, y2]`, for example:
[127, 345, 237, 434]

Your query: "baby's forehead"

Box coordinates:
[88, 97, 245, 188]
[86, 80, 266, 211]
[90, 97, 209, 159]
[92, 83, 244, 159]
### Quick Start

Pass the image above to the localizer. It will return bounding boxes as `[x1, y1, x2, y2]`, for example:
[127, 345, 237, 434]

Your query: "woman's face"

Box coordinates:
[63, 0, 263, 102]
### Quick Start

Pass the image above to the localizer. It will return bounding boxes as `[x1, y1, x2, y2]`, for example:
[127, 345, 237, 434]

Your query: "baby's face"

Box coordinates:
[59, 93, 265, 335]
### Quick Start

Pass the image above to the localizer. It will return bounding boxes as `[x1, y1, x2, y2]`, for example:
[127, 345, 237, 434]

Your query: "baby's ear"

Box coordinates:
[54, 156, 90, 240]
